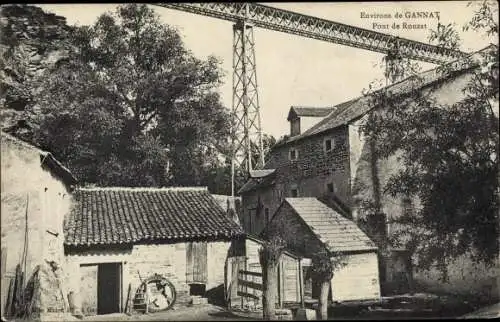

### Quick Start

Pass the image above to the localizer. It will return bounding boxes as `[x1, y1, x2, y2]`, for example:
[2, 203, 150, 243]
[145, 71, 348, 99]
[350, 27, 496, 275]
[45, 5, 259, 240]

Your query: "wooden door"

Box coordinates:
[282, 256, 299, 302]
[186, 242, 208, 284]
[80, 265, 98, 316]
[226, 256, 243, 307]
[98, 263, 121, 314]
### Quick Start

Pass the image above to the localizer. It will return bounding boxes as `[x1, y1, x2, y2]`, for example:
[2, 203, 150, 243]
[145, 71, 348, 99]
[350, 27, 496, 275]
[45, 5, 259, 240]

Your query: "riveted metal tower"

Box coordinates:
[156, 3, 467, 196]
[230, 12, 265, 196]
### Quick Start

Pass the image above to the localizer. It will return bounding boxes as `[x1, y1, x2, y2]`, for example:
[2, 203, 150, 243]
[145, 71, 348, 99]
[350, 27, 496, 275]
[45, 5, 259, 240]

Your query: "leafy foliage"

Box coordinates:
[309, 248, 348, 282]
[361, 2, 499, 276]
[29, 4, 236, 189]
[258, 236, 286, 267]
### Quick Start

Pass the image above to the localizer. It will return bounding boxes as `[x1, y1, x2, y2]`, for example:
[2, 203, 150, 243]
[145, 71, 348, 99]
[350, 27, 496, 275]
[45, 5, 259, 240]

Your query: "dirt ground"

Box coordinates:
[81, 304, 257, 321]
[458, 302, 500, 319]
[67, 293, 496, 321]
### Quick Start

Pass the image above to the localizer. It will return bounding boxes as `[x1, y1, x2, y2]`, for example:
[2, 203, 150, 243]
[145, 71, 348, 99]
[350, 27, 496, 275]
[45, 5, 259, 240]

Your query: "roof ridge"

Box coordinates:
[1, 131, 47, 154]
[77, 186, 209, 192]
[285, 197, 377, 252]
[285, 197, 316, 201]
[280, 47, 485, 145]
[291, 106, 336, 109]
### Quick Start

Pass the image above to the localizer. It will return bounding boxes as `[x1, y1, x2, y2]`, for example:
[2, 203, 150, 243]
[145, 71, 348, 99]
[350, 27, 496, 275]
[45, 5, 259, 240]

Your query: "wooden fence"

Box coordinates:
[237, 270, 263, 307]
[226, 256, 303, 310]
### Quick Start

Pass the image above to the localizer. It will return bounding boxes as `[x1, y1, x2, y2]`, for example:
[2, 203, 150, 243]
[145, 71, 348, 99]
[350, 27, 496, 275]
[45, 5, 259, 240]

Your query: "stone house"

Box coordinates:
[63, 187, 244, 316]
[239, 46, 498, 298]
[265, 198, 380, 302]
[1, 131, 77, 320]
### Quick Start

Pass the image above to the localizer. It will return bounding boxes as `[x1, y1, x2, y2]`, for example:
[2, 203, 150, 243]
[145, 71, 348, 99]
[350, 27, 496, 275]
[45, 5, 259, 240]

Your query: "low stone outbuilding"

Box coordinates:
[63, 187, 244, 316]
[266, 197, 381, 303]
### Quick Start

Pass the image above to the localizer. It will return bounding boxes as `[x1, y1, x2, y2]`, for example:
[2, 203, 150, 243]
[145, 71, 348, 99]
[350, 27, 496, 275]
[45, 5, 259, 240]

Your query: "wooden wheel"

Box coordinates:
[139, 274, 177, 312]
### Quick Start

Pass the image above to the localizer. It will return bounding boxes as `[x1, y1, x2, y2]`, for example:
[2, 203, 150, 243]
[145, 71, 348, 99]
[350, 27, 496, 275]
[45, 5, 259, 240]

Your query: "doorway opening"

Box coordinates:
[80, 263, 122, 316]
[98, 263, 122, 314]
[189, 283, 206, 296]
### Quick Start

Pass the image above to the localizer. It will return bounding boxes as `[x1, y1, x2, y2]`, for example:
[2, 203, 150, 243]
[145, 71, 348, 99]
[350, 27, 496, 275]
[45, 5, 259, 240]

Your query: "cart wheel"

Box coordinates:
[142, 276, 177, 312]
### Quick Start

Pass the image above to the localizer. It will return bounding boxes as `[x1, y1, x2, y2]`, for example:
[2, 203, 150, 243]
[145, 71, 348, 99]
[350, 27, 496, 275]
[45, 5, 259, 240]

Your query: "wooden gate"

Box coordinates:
[237, 269, 263, 308]
[226, 256, 245, 308]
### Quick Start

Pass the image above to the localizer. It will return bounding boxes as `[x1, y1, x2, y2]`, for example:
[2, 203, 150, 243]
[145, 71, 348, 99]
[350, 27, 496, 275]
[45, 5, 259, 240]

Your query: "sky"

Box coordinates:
[37, 2, 498, 139]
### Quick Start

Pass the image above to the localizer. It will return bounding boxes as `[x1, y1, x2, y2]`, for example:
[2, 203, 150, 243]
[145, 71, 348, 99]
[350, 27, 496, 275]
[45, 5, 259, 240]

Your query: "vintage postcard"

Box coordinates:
[1, 2, 498, 321]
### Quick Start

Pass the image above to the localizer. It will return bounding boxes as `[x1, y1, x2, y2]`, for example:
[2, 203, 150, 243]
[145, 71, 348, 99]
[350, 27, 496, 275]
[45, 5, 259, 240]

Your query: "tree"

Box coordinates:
[258, 237, 285, 320]
[309, 249, 347, 320]
[361, 0, 498, 277]
[29, 4, 232, 188]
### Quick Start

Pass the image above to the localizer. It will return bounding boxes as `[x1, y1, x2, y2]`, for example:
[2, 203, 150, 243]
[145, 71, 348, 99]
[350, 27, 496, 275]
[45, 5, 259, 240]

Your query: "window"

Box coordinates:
[291, 188, 298, 197]
[326, 182, 334, 193]
[265, 208, 270, 224]
[324, 138, 335, 152]
[289, 148, 298, 161]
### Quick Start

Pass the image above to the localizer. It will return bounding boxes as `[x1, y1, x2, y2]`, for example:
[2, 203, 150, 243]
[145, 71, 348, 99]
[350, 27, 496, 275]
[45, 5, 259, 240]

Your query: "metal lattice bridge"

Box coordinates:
[154, 2, 468, 195]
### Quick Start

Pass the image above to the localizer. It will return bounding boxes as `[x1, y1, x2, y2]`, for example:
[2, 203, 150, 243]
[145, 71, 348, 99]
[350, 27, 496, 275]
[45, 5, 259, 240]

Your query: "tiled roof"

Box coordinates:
[286, 198, 377, 252]
[287, 106, 336, 120]
[281, 49, 480, 145]
[64, 187, 244, 247]
[249, 169, 276, 178]
[238, 170, 276, 194]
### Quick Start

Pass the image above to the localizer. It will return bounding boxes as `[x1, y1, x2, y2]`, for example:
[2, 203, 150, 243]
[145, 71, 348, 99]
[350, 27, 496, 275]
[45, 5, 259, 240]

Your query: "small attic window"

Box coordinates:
[291, 188, 299, 197]
[289, 148, 298, 161]
[326, 182, 335, 193]
[324, 138, 335, 152]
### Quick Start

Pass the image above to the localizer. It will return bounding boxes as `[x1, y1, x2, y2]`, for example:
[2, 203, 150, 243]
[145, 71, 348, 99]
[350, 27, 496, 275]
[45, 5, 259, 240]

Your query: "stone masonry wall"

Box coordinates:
[65, 243, 189, 313]
[241, 185, 279, 236]
[348, 70, 500, 299]
[242, 125, 351, 236]
[65, 240, 232, 314]
[266, 125, 351, 204]
[1, 136, 71, 317]
[268, 202, 325, 258]
[206, 241, 231, 291]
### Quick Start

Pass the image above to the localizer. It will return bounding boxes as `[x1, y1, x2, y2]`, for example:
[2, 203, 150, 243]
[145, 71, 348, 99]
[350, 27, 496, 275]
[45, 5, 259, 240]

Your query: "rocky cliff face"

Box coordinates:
[0, 5, 73, 136]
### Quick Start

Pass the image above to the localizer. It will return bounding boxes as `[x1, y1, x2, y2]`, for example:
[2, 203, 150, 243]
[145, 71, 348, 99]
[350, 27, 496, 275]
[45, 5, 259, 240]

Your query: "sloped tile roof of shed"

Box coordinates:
[250, 169, 276, 178]
[286, 198, 377, 252]
[64, 187, 244, 247]
[238, 170, 276, 194]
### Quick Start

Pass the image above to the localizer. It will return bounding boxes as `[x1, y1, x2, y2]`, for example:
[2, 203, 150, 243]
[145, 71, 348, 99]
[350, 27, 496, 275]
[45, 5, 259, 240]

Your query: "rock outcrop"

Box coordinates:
[0, 5, 73, 135]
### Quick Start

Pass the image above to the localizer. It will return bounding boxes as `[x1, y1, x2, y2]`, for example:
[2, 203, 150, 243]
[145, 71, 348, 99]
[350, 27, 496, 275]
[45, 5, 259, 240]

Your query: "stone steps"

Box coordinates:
[190, 295, 208, 305]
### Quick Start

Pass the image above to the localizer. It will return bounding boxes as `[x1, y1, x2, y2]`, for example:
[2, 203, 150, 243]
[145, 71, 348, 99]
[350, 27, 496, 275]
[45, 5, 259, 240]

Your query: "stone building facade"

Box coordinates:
[239, 47, 499, 299]
[63, 187, 244, 316]
[1, 131, 77, 320]
[265, 198, 380, 302]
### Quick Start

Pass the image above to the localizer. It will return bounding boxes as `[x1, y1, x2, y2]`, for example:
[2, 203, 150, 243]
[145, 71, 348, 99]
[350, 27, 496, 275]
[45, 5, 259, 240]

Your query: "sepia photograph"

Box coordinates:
[0, 1, 498, 321]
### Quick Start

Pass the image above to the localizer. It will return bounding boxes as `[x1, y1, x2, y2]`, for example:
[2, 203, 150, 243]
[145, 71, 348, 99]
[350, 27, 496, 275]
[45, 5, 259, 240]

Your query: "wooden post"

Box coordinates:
[124, 283, 131, 314]
[6, 279, 14, 318]
[298, 259, 304, 308]
[145, 283, 149, 314]
[279, 260, 284, 309]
